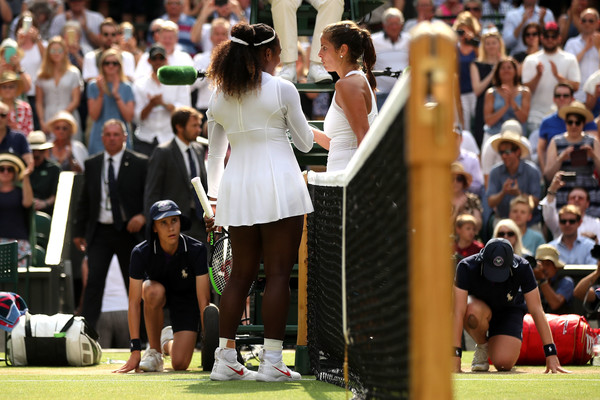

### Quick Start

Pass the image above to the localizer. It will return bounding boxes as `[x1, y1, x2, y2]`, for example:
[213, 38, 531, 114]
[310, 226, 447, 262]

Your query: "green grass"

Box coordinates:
[2, 350, 599, 399]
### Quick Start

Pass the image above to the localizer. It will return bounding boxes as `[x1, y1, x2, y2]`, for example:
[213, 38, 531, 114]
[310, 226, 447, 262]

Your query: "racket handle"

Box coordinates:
[191, 177, 214, 218]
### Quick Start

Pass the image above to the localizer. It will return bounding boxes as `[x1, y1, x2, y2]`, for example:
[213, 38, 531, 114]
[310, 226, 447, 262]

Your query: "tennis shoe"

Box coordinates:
[256, 350, 301, 382]
[210, 348, 257, 381]
[160, 326, 173, 354]
[278, 62, 296, 83]
[307, 62, 332, 83]
[471, 343, 489, 372]
[139, 348, 164, 372]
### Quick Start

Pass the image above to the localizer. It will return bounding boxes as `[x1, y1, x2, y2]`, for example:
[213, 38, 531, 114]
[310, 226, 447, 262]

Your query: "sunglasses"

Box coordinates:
[499, 148, 517, 156]
[102, 32, 117, 37]
[464, 6, 481, 12]
[53, 124, 70, 131]
[554, 93, 571, 99]
[103, 60, 120, 66]
[0, 112, 7, 118]
[0, 166, 15, 173]
[525, 31, 539, 37]
[150, 55, 166, 61]
[497, 231, 516, 238]
[566, 119, 583, 126]
[559, 218, 580, 225]
[581, 18, 597, 24]
[543, 33, 559, 39]
[0, 84, 17, 90]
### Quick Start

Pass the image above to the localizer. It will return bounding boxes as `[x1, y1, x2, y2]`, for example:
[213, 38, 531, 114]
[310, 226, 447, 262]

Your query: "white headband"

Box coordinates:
[231, 36, 249, 46]
[253, 31, 276, 46]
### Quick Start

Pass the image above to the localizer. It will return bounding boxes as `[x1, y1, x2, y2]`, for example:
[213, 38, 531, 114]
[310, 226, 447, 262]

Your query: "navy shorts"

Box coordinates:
[488, 307, 526, 340]
[168, 295, 200, 333]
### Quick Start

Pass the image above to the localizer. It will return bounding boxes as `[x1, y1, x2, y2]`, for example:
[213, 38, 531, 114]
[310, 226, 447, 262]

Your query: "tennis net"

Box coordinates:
[306, 73, 410, 399]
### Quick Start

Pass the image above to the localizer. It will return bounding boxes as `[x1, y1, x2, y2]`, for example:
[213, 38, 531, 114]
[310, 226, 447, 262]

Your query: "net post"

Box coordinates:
[295, 171, 310, 374]
[408, 22, 456, 399]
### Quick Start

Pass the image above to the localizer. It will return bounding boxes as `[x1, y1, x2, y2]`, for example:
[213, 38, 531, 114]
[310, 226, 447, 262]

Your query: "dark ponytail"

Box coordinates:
[360, 28, 377, 90]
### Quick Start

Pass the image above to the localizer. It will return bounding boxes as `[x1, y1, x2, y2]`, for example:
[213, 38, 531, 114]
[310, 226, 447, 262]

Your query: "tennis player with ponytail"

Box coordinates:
[205, 22, 314, 381]
[312, 20, 378, 172]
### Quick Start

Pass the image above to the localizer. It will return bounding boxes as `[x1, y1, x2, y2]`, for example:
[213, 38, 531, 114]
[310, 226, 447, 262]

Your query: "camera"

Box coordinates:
[591, 244, 600, 259]
[562, 171, 577, 182]
[466, 37, 480, 47]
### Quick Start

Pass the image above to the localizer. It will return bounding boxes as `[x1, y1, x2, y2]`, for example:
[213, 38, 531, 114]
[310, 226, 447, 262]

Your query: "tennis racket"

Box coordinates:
[191, 177, 232, 294]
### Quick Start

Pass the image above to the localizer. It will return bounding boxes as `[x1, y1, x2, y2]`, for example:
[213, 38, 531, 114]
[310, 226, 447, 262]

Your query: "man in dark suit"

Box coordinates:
[73, 119, 148, 330]
[144, 107, 208, 242]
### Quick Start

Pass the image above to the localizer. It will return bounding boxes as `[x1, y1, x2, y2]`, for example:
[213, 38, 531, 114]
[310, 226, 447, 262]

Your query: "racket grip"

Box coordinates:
[191, 177, 214, 218]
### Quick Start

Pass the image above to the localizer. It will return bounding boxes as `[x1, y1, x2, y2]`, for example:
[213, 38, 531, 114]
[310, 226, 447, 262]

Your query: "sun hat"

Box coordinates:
[490, 130, 530, 158]
[500, 119, 522, 135]
[558, 100, 594, 123]
[27, 130, 54, 150]
[480, 238, 514, 283]
[0, 70, 24, 96]
[450, 162, 473, 188]
[0, 152, 26, 180]
[535, 244, 565, 269]
[47, 110, 78, 135]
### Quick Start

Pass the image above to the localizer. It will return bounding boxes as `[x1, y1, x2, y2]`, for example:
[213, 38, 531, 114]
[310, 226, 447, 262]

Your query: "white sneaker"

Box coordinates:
[256, 350, 301, 382]
[160, 326, 173, 354]
[139, 348, 164, 372]
[210, 348, 257, 381]
[307, 62, 332, 83]
[471, 343, 489, 372]
[278, 62, 296, 83]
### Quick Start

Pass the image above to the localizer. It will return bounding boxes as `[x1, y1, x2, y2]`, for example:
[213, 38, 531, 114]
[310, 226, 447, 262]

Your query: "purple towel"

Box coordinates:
[0, 292, 28, 332]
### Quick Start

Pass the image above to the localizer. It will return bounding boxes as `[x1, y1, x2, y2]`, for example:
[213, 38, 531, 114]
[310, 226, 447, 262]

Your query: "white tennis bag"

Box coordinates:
[6, 313, 102, 366]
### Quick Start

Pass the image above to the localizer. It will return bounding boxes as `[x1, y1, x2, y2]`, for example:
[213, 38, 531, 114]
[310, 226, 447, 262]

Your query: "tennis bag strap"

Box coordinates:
[517, 313, 596, 365]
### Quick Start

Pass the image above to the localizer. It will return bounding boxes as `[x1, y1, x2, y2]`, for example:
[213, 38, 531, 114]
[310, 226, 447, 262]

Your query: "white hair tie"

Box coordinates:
[254, 31, 276, 46]
[231, 36, 249, 46]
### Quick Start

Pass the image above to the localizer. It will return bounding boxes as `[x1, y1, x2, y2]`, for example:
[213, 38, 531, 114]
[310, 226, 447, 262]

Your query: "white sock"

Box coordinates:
[263, 338, 283, 363]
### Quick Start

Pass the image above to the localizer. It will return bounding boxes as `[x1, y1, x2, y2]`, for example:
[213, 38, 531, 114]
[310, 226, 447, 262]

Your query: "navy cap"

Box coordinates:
[147, 200, 191, 237]
[481, 238, 514, 283]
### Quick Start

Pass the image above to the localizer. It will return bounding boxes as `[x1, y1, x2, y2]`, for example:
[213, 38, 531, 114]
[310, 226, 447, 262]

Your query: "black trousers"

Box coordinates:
[81, 224, 138, 330]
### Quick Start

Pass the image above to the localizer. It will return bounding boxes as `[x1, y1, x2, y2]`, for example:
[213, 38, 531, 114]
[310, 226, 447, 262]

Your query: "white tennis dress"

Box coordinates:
[323, 70, 378, 172]
[207, 72, 314, 227]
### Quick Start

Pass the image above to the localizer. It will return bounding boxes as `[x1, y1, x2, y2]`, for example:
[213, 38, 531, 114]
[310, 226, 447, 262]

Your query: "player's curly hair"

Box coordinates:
[322, 20, 377, 90]
[207, 22, 279, 99]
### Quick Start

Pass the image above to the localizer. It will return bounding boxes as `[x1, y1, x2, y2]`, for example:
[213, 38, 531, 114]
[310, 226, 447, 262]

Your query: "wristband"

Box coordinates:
[538, 279, 548, 286]
[130, 338, 142, 352]
[547, 190, 556, 196]
[454, 346, 462, 358]
[543, 343, 557, 357]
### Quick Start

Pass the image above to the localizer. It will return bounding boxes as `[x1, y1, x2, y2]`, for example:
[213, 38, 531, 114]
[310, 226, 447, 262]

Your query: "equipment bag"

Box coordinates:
[5, 313, 102, 366]
[517, 313, 598, 365]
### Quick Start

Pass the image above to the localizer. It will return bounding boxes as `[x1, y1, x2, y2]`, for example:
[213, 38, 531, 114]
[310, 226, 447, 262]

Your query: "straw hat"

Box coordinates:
[47, 110, 78, 135]
[450, 162, 473, 188]
[490, 130, 530, 158]
[0, 70, 23, 96]
[535, 244, 565, 269]
[0, 152, 26, 180]
[27, 130, 54, 150]
[558, 100, 594, 123]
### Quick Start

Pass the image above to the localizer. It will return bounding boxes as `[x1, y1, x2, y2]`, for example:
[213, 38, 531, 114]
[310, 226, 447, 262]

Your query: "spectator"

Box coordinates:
[72, 119, 148, 331]
[455, 128, 484, 196]
[544, 101, 600, 217]
[454, 214, 484, 262]
[133, 44, 191, 157]
[0, 38, 32, 96]
[582, 69, 600, 118]
[451, 162, 483, 233]
[134, 20, 193, 81]
[486, 129, 541, 219]
[118, 21, 143, 66]
[270, 0, 342, 84]
[35, 36, 84, 136]
[82, 18, 136, 82]
[0, 152, 32, 269]
[8, 1, 58, 42]
[453, 11, 481, 133]
[463, 1, 483, 26]
[0, 100, 33, 171]
[48, 110, 87, 172]
[161, 0, 198, 55]
[493, 218, 529, 256]
[533, 244, 574, 314]
[49, 0, 104, 49]
[87, 49, 135, 155]
[144, 107, 208, 242]
[573, 262, 600, 309]
[145, 18, 165, 49]
[540, 171, 600, 241]
[558, 0, 589, 46]
[403, 0, 439, 32]
[27, 130, 60, 216]
[0, 70, 33, 136]
[481, 0, 513, 29]
[436, 0, 463, 25]
[371, 7, 410, 109]
[512, 22, 541, 68]
[522, 22, 580, 135]
[508, 195, 545, 255]
[564, 8, 600, 103]
[189, 0, 247, 54]
[62, 20, 90, 72]
[483, 57, 530, 143]
[548, 204, 596, 264]
[502, 0, 554, 56]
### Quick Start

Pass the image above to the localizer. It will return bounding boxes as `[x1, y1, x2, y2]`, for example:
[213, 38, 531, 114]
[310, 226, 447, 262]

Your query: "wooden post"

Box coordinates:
[407, 21, 456, 400]
[295, 171, 310, 374]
